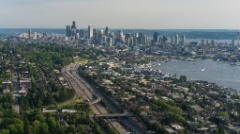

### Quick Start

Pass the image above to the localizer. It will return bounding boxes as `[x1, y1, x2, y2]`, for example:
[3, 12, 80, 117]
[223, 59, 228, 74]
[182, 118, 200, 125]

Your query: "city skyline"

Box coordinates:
[1, 0, 240, 29]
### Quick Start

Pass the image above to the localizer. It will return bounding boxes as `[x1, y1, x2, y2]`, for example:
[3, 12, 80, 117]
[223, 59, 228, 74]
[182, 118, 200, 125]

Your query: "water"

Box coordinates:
[0, 28, 239, 40]
[153, 60, 240, 91]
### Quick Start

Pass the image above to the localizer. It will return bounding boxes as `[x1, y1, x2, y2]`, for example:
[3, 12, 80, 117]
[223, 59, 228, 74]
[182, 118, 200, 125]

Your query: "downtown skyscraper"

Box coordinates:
[88, 24, 93, 39]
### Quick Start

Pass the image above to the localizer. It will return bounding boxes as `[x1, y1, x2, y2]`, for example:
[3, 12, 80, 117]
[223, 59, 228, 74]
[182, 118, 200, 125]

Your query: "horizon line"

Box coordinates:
[1, 27, 240, 31]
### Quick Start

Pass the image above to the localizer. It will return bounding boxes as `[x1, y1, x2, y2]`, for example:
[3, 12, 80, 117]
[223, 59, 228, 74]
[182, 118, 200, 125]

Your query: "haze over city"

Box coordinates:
[1, 0, 240, 29]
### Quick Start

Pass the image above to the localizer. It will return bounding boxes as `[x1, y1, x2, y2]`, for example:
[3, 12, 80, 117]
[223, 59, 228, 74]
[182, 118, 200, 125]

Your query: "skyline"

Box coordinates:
[0, 0, 240, 29]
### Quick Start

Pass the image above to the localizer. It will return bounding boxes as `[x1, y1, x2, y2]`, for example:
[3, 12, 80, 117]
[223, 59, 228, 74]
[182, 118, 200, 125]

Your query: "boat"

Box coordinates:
[201, 69, 205, 72]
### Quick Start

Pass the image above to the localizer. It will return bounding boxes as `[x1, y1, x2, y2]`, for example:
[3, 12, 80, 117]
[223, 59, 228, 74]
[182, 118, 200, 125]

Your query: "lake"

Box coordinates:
[153, 59, 240, 91]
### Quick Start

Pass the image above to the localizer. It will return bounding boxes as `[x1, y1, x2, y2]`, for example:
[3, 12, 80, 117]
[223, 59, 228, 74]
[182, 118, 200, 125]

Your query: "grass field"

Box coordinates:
[74, 57, 87, 63]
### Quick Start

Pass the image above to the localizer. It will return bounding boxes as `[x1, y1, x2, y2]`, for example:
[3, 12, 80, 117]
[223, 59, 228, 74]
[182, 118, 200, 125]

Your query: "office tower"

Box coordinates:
[211, 40, 215, 46]
[33, 32, 37, 39]
[175, 34, 178, 45]
[88, 24, 93, 39]
[72, 28, 76, 36]
[107, 37, 113, 46]
[37, 34, 41, 39]
[201, 39, 205, 46]
[109, 32, 115, 38]
[98, 30, 103, 45]
[43, 32, 48, 38]
[102, 36, 107, 45]
[79, 29, 85, 38]
[171, 36, 174, 44]
[93, 28, 97, 34]
[100, 30, 104, 35]
[139, 33, 147, 45]
[66, 25, 71, 37]
[181, 34, 185, 45]
[75, 33, 79, 41]
[28, 29, 33, 39]
[71, 21, 76, 29]
[125, 33, 131, 46]
[105, 26, 110, 36]
[118, 30, 125, 42]
[93, 32, 99, 44]
[135, 33, 139, 38]
[232, 39, 235, 46]
[153, 32, 159, 43]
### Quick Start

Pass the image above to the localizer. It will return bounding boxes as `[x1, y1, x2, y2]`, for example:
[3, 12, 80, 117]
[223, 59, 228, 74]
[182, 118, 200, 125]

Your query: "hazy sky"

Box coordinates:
[0, 0, 240, 29]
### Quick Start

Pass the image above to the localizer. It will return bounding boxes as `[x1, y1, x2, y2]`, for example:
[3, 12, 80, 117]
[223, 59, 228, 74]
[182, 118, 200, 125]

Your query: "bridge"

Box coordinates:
[89, 113, 131, 119]
[70, 69, 78, 73]
[89, 97, 102, 105]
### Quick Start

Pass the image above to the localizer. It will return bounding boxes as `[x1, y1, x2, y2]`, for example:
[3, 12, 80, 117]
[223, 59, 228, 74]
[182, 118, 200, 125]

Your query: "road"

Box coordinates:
[62, 63, 128, 134]
[12, 48, 20, 113]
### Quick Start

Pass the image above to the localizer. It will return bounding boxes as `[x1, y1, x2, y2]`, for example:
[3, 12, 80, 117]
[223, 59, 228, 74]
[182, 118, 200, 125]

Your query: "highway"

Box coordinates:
[63, 63, 147, 134]
[62, 63, 128, 134]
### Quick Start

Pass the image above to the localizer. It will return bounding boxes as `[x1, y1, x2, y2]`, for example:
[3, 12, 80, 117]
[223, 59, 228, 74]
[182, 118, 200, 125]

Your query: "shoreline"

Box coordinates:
[134, 58, 240, 93]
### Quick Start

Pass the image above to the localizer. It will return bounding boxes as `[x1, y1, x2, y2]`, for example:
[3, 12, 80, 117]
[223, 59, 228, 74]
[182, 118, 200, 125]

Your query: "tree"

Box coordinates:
[24, 118, 31, 134]
[32, 120, 41, 134]
[180, 75, 187, 83]
[132, 106, 141, 117]
[78, 125, 86, 134]
[66, 125, 75, 133]
[47, 117, 57, 133]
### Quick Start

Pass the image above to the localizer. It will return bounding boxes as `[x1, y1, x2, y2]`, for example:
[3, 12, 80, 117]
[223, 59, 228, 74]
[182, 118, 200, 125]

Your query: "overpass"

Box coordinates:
[90, 113, 131, 119]
[89, 97, 102, 105]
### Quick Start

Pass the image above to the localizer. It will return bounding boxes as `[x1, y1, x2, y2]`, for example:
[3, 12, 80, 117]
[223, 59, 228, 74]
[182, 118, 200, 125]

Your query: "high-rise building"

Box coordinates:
[75, 33, 79, 41]
[33, 32, 37, 39]
[99, 30, 104, 35]
[171, 36, 174, 44]
[107, 37, 113, 46]
[71, 21, 76, 29]
[28, 29, 33, 39]
[43, 32, 48, 38]
[201, 39, 205, 46]
[105, 26, 110, 36]
[232, 39, 235, 46]
[153, 32, 159, 43]
[79, 29, 85, 38]
[98, 30, 104, 45]
[175, 34, 179, 45]
[66, 25, 71, 37]
[88, 24, 93, 39]
[181, 34, 185, 45]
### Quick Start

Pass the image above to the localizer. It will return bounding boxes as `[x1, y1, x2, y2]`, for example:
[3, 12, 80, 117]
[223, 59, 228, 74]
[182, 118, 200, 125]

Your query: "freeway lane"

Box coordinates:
[63, 63, 128, 134]
[68, 63, 147, 134]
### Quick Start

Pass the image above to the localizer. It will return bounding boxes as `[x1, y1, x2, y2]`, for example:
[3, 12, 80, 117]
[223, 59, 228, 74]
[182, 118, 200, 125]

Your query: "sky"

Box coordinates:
[0, 0, 240, 29]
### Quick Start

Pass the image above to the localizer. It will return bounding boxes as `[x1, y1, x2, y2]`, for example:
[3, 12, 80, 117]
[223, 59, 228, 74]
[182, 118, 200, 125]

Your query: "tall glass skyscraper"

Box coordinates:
[88, 24, 93, 39]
